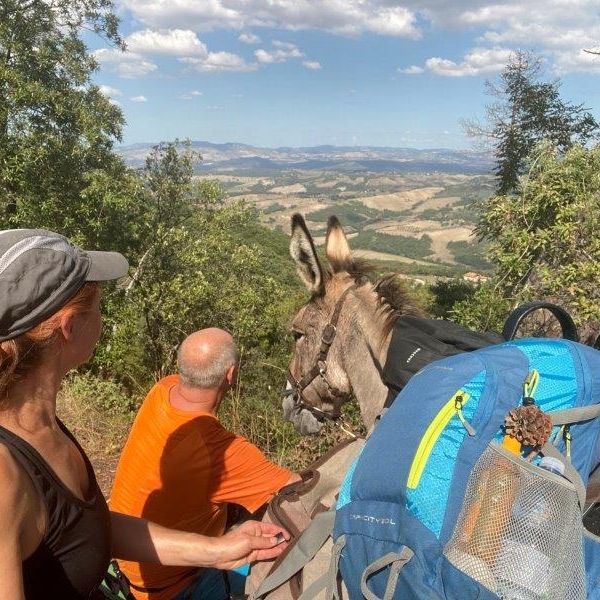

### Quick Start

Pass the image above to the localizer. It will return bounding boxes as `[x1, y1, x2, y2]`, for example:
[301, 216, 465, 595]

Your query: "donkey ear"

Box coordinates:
[290, 213, 325, 294]
[325, 215, 352, 272]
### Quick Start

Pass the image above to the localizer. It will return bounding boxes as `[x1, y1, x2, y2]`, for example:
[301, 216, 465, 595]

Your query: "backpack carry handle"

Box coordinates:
[502, 301, 579, 342]
[360, 548, 414, 600]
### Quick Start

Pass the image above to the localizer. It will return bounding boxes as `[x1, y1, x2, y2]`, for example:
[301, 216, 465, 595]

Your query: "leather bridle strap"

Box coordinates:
[288, 284, 357, 421]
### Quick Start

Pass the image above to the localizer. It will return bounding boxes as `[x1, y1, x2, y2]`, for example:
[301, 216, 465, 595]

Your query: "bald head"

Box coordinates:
[177, 328, 239, 389]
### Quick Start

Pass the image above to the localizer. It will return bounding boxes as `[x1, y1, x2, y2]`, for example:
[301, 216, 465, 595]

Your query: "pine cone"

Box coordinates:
[504, 405, 553, 447]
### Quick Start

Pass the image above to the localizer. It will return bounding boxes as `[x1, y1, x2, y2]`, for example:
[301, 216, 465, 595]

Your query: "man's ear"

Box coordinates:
[225, 364, 237, 387]
[290, 213, 325, 294]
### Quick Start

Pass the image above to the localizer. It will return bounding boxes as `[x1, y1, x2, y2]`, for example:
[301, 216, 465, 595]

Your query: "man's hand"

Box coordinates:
[210, 521, 290, 570]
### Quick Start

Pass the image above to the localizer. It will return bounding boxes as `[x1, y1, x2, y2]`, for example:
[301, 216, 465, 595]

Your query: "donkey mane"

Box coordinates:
[328, 255, 424, 338]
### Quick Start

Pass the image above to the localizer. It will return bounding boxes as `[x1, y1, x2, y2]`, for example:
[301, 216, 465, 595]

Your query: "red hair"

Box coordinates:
[0, 282, 100, 400]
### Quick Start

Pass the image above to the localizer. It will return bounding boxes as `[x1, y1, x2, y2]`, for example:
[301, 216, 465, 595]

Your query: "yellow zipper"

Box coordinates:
[407, 390, 472, 489]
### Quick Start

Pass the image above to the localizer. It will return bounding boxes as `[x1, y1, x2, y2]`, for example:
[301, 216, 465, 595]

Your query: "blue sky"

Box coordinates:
[92, 1, 600, 149]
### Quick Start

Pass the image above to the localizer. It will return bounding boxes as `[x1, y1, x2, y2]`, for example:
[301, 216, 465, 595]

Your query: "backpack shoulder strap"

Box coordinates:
[502, 301, 579, 341]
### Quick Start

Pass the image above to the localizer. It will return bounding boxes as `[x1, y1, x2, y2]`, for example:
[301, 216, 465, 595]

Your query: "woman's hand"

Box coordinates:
[209, 521, 290, 570]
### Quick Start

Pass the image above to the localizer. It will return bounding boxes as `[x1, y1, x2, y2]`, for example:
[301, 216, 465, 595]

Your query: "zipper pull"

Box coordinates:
[523, 369, 540, 405]
[455, 395, 476, 436]
[563, 425, 572, 461]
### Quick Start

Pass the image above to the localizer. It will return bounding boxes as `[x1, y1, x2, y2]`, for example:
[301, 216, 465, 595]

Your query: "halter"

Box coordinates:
[287, 284, 357, 422]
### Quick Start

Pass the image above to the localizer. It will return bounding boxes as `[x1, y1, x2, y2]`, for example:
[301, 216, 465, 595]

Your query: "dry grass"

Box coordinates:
[353, 249, 437, 265]
[270, 183, 307, 194]
[56, 370, 365, 498]
[359, 187, 444, 211]
[56, 375, 135, 497]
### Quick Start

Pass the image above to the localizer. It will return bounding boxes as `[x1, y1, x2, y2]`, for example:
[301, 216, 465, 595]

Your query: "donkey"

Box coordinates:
[284, 213, 423, 433]
[245, 215, 424, 598]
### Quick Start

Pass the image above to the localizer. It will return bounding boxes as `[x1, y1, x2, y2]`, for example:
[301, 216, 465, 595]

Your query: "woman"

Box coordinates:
[0, 228, 288, 599]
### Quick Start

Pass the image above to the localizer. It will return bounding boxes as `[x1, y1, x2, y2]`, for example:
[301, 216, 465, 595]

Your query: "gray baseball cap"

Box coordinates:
[0, 229, 129, 341]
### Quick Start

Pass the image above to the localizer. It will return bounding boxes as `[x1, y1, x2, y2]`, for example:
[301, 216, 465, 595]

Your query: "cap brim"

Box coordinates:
[85, 250, 129, 282]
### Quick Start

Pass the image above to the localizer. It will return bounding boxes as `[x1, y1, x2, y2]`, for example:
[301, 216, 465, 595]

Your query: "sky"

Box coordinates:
[91, 1, 600, 149]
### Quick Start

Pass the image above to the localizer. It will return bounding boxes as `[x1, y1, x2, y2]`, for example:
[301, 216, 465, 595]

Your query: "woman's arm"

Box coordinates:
[0, 450, 28, 600]
[110, 512, 288, 570]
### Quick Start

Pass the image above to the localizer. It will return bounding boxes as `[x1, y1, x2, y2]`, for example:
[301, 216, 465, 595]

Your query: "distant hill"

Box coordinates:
[118, 141, 493, 175]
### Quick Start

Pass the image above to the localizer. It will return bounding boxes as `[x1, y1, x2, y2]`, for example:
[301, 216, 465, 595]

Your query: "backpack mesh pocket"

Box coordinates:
[444, 444, 586, 600]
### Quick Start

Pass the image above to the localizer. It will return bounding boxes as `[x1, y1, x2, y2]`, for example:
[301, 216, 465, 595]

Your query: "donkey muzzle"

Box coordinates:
[282, 381, 323, 435]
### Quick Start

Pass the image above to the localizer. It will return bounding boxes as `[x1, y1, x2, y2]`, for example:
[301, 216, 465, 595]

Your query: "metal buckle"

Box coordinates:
[321, 323, 337, 345]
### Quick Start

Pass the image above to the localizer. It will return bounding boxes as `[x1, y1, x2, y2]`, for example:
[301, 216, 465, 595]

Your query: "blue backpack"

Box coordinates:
[333, 338, 600, 599]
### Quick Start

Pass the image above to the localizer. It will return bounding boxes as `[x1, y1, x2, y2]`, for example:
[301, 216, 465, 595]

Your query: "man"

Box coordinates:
[111, 328, 299, 600]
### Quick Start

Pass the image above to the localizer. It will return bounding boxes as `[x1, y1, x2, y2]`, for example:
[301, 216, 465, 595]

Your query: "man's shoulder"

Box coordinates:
[154, 374, 180, 392]
[138, 374, 179, 409]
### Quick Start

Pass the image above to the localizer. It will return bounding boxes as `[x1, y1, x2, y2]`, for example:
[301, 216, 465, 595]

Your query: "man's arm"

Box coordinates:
[211, 435, 301, 512]
[110, 512, 289, 570]
[285, 472, 302, 485]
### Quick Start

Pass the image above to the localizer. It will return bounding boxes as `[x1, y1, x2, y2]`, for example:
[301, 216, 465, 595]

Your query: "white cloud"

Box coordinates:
[407, 47, 513, 77]
[554, 48, 600, 74]
[178, 90, 204, 100]
[94, 48, 158, 78]
[239, 32, 261, 44]
[399, 65, 424, 75]
[121, 0, 419, 38]
[272, 40, 297, 50]
[411, 0, 600, 74]
[98, 84, 122, 97]
[303, 60, 322, 70]
[255, 41, 303, 64]
[116, 1, 600, 75]
[130, 95, 148, 102]
[126, 29, 208, 56]
[114, 28, 256, 74]
[180, 52, 256, 72]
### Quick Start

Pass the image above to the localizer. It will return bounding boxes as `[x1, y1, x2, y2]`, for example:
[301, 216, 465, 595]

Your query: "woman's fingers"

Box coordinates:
[214, 521, 291, 569]
[237, 520, 290, 542]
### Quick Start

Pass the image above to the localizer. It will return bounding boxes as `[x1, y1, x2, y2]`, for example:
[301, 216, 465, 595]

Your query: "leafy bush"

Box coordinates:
[447, 241, 491, 271]
[428, 279, 477, 319]
[453, 142, 600, 341]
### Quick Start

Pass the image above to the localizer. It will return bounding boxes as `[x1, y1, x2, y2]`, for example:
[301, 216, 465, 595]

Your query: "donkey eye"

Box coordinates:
[292, 329, 304, 341]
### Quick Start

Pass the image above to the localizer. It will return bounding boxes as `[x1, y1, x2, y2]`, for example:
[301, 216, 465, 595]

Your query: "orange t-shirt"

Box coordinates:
[110, 375, 292, 600]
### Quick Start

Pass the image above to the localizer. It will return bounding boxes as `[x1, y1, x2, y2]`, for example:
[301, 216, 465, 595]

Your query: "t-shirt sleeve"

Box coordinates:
[210, 434, 292, 513]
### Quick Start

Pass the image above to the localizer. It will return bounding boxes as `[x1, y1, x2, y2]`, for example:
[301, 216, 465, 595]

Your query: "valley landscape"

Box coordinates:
[120, 141, 496, 280]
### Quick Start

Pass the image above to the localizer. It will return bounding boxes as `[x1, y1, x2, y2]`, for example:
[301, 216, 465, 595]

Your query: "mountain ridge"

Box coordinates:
[117, 141, 493, 174]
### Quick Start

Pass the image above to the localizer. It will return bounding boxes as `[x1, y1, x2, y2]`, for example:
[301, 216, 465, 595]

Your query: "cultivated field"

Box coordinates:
[199, 169, 495, 278]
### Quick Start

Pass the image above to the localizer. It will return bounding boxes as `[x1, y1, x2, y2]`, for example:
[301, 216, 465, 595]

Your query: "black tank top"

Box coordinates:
[0, 420, 111, 599]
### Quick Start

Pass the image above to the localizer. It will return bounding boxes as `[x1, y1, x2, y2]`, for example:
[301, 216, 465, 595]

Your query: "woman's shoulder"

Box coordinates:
[0, 440, 46, 561]
[0, 443, 38, 537]
[0, 442, 32, 507]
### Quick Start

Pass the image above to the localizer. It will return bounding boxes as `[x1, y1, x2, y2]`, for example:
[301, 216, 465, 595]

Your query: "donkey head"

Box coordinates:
[284, 214, 419, 434]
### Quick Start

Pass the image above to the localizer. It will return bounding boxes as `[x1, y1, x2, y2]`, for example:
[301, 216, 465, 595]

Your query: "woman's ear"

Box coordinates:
[59, 312, 75, 341]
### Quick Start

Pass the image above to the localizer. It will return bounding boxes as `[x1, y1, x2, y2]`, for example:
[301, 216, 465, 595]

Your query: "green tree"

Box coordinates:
[428, 279, 476, 319]
[0, 0, 130, 241]
[465, 51, 599, 194]
[0, 4, 309, 467]
[452, 143, 600, 343]
[99, 143, 296, 384]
